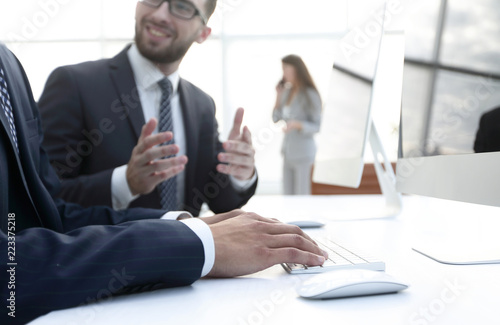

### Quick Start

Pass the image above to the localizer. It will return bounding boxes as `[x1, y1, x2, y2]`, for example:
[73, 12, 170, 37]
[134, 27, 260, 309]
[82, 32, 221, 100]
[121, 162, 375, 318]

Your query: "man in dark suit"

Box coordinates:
[474, 106, 500, 153]
[0, 43, 326, 324]
[38, 0, 257, 216]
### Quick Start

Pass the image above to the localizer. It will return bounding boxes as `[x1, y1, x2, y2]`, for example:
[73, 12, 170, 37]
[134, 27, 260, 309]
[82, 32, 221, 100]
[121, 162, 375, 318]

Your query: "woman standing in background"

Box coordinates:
[273, 55, 322, 195]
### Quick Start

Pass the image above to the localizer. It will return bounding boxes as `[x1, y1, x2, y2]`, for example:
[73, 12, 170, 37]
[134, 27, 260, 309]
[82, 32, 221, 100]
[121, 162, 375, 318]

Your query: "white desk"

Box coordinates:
[31, 195, 500, 325]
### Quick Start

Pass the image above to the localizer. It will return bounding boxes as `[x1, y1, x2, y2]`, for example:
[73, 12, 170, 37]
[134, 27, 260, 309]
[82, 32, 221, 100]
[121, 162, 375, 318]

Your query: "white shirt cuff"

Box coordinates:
[229, 170, 258, 192]
[161, 211, 194, 220]
[181, 218, 215, 277]
[111, 165, 140, 210]
[161, 212, 215, 277]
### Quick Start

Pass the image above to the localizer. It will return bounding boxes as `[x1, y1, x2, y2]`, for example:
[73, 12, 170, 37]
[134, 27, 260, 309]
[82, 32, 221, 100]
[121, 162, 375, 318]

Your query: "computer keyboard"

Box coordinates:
[282, 236, 385, 274]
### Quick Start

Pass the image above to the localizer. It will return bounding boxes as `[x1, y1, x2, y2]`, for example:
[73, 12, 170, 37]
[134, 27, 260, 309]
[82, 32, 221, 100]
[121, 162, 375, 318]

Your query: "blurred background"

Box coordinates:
[2, 0, 500, 194]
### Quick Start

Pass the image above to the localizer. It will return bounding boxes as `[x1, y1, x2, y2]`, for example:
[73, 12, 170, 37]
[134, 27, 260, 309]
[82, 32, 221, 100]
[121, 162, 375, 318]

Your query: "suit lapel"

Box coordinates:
[0, 52, 27, 163]
[0, 49, 43, 226]
[0, 70, 19, 154]
[108, 46, 145, 140]
[178, 79, 200, 193]
[0, 101, 11, 147]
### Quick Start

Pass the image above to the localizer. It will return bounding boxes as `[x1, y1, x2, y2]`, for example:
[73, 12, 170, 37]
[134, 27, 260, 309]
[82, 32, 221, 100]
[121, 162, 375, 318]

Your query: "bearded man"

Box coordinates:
[38, 0, 257, 216]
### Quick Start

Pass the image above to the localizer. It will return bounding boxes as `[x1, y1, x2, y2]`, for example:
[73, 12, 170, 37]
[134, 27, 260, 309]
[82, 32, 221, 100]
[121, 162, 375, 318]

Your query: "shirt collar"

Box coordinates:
[127, 44, 180, 94]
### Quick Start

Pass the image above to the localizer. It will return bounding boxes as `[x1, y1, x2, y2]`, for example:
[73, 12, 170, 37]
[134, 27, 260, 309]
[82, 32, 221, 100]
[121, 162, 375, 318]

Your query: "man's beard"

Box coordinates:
[135, 23, 195, 64]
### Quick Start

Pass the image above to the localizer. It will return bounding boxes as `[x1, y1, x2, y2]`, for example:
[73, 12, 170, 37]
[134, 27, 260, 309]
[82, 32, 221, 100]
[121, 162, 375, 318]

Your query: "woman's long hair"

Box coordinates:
[281, 54, 318, 93]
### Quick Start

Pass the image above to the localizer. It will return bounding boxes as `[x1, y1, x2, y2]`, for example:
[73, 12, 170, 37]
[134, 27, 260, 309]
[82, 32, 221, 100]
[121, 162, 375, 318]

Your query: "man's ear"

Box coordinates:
[196, 26, 212, 44]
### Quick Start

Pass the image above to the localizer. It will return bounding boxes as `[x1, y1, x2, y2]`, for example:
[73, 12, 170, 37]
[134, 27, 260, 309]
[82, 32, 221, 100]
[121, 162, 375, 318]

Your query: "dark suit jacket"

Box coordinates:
[38, 46, 256, 216]
[474, 106, 500, 153]
[0, 44, 204, 324]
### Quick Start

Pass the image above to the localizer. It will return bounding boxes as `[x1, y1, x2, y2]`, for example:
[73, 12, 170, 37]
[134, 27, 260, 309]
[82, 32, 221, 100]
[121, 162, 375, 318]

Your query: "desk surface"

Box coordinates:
[31, 195, 500, 325]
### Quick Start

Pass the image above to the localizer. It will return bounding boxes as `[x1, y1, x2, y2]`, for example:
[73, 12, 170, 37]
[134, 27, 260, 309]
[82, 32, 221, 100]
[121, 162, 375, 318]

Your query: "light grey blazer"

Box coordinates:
[273, 87, 322, 162]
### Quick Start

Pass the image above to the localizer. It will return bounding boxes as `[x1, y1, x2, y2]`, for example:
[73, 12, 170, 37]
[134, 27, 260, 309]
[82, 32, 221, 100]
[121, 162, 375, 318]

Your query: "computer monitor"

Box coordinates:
[397, 147, 500, 208]
[395, 0, 500, 265]
[397, 89, 500, 265]
[397, 108, 500, 265]
[313, 22, 405, 220]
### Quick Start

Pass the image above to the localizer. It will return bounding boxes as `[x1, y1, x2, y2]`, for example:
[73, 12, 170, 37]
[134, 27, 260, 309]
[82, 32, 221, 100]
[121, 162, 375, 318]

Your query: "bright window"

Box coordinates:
[8, 0, 494, 193]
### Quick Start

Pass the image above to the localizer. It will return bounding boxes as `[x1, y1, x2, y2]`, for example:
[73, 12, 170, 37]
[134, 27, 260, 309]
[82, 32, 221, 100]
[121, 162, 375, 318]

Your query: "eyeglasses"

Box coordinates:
[139, 0, 207, 25]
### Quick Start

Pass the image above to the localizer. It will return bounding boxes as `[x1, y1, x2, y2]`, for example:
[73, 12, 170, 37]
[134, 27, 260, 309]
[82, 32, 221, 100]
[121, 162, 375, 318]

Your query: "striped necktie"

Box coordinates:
[0, 68, 19, 153]
[157, 77, 177, 211]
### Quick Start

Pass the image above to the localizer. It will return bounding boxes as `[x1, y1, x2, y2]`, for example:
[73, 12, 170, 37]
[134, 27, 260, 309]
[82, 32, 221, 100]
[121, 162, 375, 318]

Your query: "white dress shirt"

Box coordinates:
[162, 211, 214, 277]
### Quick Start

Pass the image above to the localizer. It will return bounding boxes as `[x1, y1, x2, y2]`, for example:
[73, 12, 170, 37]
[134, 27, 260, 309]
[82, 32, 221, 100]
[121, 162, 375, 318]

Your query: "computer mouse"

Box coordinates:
[296, 269, 409, 299]
[287, 220, 325, 228]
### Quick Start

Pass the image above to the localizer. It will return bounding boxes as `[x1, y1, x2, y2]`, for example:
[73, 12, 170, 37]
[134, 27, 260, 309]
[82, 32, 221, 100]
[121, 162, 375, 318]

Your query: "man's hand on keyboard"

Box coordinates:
[199, 209, 246, 225]
[206, 212, 328, 278]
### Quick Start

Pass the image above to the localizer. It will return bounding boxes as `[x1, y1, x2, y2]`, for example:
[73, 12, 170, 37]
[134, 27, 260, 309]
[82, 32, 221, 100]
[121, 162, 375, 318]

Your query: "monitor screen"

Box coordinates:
[312, 4, 406, 219]
[312, 4, 386, 188]
[395, 0, 500, 208]
[312, 66, 372, 188]
[313, 29, 405, 190]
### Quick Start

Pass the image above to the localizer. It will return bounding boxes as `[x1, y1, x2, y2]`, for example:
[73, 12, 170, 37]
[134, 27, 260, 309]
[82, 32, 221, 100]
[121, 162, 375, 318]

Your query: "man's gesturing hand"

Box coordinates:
[126, 118, 188, 196]
[207, 212, 327, 278]
[217, 107, 255, 181]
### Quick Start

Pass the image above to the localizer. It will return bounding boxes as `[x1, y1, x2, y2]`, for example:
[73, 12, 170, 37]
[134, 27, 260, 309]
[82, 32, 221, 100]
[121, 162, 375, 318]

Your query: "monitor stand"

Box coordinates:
[368, 121, 402, 217]
[326, 120, 402, 221]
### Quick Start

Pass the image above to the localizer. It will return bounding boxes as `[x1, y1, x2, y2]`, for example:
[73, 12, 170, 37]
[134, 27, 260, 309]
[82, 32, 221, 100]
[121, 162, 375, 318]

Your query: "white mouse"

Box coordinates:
[297, 269, 408, 299]
[287, 220, 325, 228]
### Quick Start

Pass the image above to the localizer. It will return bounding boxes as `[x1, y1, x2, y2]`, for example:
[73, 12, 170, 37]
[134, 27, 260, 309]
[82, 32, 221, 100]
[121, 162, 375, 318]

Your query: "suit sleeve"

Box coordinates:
[300, 88, 322, 136]
[272, 106, 283, 123]
[474, 113, 488, 153]
[38, 67, 114, 207]
[0, 47, 205, 325]
[272, 89, 288, 123]
[1, 219, 204, 325]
